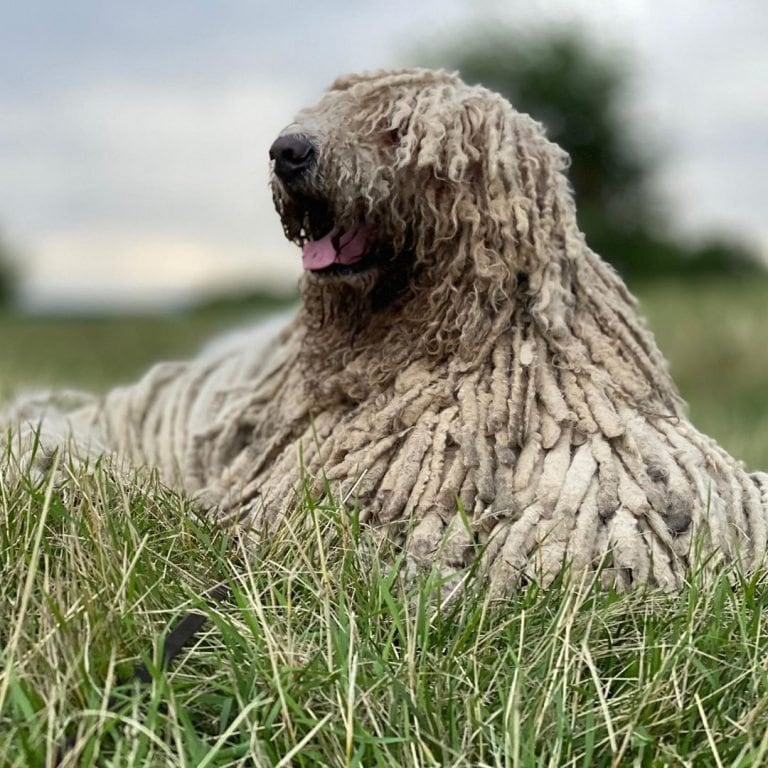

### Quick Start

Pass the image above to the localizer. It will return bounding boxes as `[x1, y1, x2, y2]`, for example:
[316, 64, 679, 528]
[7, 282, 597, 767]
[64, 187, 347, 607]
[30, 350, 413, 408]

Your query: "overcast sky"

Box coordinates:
[1, 0, 766, 310]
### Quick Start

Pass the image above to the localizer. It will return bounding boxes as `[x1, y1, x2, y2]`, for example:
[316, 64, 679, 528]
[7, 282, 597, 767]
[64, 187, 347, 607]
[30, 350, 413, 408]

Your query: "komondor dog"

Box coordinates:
[4, 68, 768, 594]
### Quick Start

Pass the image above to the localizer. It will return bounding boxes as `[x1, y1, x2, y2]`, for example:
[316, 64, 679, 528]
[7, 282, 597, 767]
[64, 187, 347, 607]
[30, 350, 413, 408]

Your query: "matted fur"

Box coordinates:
[4, 68, 768, 595]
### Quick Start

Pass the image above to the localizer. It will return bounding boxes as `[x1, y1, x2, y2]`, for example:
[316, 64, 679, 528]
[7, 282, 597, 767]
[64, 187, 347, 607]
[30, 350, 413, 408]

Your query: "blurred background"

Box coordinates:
[1, 0, 767, 466]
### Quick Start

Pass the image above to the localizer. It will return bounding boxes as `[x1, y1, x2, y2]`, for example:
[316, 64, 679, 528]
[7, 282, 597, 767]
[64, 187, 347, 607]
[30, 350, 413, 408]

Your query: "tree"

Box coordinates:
[423, 28, 759, 280]
[0, 232, 17, 306]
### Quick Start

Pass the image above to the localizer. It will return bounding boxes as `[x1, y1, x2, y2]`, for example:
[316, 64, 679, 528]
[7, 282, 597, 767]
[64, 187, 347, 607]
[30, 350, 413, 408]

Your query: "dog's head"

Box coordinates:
[270, 68, 575, 312]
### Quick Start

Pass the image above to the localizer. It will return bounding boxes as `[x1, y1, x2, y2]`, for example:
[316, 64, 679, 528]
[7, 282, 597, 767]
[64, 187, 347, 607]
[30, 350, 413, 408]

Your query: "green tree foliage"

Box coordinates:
[0, 233, 15, 306]
[426, 29, 760, 280]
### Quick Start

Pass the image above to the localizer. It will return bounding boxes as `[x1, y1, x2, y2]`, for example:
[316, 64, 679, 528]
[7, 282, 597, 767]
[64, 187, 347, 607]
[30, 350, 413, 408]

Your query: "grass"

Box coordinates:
[1, 277, 768, 766]
[0, 294, 291, 394]
[639, 278, 768, 471]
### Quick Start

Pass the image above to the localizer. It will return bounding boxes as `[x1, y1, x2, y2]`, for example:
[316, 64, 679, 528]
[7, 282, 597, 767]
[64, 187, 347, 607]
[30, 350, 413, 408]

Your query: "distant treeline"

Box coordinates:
[0, 234, 16, 306]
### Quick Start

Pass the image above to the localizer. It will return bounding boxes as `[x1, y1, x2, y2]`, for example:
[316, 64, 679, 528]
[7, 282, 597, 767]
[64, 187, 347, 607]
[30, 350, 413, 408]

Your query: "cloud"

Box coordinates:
[3, 79, 306, 308]
[19, 230, 300, 311]
[1, 0, 767, 308]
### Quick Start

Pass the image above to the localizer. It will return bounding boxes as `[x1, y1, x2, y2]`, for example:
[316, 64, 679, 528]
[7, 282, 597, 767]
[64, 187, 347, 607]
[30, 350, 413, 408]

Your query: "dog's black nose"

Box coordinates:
[269, 134, 316, 182]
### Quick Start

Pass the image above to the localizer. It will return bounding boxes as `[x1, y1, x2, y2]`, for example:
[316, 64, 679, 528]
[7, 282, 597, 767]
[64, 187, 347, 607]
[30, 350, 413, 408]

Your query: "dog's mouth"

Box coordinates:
[302, 225, 371, 276]
[293, 197, 374, 278]
[280, 191, 415, 308]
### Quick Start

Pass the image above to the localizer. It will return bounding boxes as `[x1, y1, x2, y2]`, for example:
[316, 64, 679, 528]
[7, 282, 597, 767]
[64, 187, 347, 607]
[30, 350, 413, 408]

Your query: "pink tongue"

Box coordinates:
[302, 226, 368, 271]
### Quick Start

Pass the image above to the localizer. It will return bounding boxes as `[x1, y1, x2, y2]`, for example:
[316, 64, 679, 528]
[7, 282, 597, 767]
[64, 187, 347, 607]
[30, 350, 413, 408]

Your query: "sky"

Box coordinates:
[1, 0, 766, 310]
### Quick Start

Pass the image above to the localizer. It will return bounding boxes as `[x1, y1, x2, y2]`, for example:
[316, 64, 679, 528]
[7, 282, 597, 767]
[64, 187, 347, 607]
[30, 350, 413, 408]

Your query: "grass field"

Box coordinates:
[1, 277, 768, 766]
